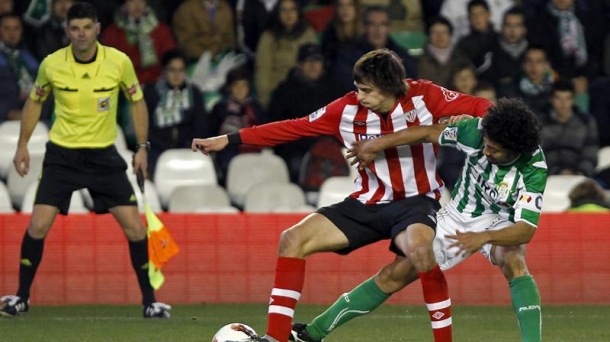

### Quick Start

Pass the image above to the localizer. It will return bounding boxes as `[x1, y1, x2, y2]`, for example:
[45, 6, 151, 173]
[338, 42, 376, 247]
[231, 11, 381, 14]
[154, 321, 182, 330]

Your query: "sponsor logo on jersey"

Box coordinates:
[308, 106, 326, 122]
[98, 97, 110, 111]
[354, 120, 367, 126]
[358, 133, 382, 140]
[404, 109, 416, 122]
[442, 127, 458, 142]
[440, 87, 459, 102]
[475, 175, 511, 202]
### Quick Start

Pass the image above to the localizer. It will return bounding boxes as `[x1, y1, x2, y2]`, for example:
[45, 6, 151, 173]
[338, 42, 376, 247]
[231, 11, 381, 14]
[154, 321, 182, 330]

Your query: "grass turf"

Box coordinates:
[1, 304, 609, 341]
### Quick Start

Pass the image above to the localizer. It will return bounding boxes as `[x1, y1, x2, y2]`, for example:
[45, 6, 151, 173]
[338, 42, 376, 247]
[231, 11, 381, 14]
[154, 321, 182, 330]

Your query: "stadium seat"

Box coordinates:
[7, 154, 44, 210]
[390, 31, 427, 56]
[226, 150, 290, 207]
[0, 121, 48, 179]
[21, 183, 89, 214]
[168, 184, 239, 213]
[596, 146, 610, 172]
[0, 180, 14, 213]
[542, 175, 588, 212]
[317, 176, 354, 208]
[243, 182, 315, 213]
[154, 149, 217, 209]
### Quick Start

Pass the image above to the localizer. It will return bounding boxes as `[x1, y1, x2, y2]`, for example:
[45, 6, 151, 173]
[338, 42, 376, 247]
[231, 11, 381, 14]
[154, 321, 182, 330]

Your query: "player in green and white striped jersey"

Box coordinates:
[289, 98, 545, 342]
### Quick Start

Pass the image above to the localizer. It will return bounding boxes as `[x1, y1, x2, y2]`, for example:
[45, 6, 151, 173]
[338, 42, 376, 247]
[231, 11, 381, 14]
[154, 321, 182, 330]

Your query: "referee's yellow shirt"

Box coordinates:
[30, 42, 143, 148]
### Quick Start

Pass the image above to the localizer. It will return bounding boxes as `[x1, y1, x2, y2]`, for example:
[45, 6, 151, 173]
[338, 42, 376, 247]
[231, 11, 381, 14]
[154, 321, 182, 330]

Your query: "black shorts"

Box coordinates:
[316, 195, 441, 256]
[35, 142, 137, 214]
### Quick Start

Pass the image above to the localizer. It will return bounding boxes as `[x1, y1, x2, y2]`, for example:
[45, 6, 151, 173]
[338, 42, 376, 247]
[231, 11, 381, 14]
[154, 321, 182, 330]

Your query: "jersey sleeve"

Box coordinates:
[417, 81, 492, 120]
[438, 118, 483, 154]
[119, 54, 143, 102]
[29, 57, 52, 102]
[513, 149, 548, 227]
[239, 97, 345, 146]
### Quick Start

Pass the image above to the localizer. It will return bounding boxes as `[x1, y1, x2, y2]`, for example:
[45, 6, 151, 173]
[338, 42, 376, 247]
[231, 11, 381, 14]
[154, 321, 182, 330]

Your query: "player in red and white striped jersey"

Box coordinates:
[193, 49, 492, 342]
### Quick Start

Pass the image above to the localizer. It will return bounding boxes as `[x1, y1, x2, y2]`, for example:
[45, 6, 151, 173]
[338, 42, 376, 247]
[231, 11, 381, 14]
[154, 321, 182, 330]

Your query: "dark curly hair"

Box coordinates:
[481, 98, 542, 154]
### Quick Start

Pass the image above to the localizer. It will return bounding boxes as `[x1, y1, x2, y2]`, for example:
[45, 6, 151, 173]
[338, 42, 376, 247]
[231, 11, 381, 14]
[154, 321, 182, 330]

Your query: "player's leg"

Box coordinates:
[262, 212, 351, 342]
[492, 244, 541, 342]
[296, 255, 419, 342]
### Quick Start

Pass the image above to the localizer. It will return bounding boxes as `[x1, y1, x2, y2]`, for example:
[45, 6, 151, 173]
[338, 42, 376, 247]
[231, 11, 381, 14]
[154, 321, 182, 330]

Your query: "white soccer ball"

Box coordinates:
[212, 323, 258, 342]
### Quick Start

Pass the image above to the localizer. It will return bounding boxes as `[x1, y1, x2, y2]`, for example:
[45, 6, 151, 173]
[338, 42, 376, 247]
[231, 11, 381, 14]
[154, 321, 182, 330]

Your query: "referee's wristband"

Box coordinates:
[227, 132, 242, 144]
[136, 141, 150, 151]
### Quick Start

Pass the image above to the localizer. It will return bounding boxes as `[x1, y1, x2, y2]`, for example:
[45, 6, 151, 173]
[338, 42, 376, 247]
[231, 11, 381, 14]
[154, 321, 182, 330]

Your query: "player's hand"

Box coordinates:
[346, 140, 379, 170]
[133, 148, 148, 179]
[13, 146, 30, 177]
[445, 230, 489, 257]
[444, 114, 473, 124]
[191, 135, 229, 155]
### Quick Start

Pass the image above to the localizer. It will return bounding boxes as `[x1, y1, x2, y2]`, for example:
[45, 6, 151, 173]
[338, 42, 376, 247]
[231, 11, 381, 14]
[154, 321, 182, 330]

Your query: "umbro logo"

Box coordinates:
[354, 121, 366, 126]
[82, 73, 90, 79]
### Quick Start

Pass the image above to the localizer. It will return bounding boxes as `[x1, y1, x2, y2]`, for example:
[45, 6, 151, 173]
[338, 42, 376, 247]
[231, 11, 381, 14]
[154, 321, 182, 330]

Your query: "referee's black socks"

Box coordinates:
[128, 238, 156, 306]
[17, 231, 45, 300]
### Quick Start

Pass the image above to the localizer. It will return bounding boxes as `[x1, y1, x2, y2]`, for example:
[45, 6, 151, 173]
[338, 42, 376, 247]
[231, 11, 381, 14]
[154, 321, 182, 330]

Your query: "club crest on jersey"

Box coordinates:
[309, 107, 326, 122]
[98, 97, 110, 111]
[359, 133, 382, 140]
[497, 182, 510, 199]
[442, 127, 458, 142]
[440, 87, 459, 102]
[404, 109, 416, 122]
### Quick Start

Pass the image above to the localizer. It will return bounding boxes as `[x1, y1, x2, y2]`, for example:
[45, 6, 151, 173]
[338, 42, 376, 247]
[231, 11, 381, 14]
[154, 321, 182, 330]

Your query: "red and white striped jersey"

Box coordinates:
[239, 79, 492, 205]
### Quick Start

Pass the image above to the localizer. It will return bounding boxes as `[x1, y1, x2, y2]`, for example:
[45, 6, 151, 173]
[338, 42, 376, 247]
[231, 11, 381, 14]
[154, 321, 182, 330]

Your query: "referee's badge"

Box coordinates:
[98, 97, 110, 112]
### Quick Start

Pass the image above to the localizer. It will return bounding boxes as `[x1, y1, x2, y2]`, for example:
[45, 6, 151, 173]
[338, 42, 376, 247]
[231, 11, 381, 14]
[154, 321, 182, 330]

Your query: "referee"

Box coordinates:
[0, 2, 170, 318]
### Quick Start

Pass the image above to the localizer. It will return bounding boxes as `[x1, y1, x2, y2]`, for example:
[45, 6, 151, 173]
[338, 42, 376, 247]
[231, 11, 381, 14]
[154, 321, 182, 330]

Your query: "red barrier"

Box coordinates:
[1, 213, 609, 305]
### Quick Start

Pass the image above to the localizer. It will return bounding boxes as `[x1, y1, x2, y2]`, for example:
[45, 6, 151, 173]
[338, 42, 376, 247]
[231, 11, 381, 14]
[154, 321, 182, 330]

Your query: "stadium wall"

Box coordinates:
[1, 213, 608, 306]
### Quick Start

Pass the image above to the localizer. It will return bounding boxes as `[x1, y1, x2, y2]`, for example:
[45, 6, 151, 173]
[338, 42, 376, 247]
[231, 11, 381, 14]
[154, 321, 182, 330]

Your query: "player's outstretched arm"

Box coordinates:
[13, 98, 43, 177]
[346, 124, 447, 168]
[191, 135, 229, 155]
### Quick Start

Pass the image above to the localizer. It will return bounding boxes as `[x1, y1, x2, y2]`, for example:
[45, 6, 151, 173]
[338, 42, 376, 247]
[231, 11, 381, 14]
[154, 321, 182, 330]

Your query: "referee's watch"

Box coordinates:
[136, 141, 150, 151]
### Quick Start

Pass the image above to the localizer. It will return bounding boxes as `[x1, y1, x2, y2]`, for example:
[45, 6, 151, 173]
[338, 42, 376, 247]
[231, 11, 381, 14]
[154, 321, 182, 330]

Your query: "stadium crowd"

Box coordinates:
[1, 0, 609, 210]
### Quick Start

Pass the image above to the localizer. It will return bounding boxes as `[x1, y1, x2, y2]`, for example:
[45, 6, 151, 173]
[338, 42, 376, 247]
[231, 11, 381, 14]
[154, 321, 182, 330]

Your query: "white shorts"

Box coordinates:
[433, 204, 512, 271]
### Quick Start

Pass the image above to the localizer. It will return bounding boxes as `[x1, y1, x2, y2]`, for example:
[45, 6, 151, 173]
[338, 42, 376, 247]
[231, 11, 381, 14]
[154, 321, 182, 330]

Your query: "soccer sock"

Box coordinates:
[16, 231, 45, 300]
[419, 265, 452, 342]
[306, 277, 390, 341]
[510, 275, 541, 342]
[265, 257, 306, 342]
[128, 238, 156, 306]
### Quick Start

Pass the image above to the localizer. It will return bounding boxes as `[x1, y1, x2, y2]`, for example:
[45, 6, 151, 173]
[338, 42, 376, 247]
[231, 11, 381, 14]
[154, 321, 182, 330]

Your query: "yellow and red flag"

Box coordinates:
[145, 203, 180, 290]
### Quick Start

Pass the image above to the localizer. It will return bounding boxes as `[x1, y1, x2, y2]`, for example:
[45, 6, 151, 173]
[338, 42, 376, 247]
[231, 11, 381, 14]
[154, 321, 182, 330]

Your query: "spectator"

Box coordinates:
[473, 79, 497, 104]
[32, 0, 73, 61]
[526, 0, 602, 96]
[320, 0, 361, 71]
[268, 43, 344, 182]
[102, 0, 176, 86]
[540, 79, 599, 177]
[173, 0, 236, 63]
[590, 77, 610, 147]
[142, 50, 207, 178]
[210, 66, 267, 184]
[233, 0, 274, 61]
[417, 16, 471, 88]
[0, 12, 39, 122]
[567, 178, 610, 212]
[480, 6, 528, 95]
[254, 0, 317, 108]
[440, 0, 515, 42]
[359, 0, 424, 33]
[500, 45, 556, 114]
[0, 0, 12, 15]
[332, 5, 417, 93]
[456, 0, 498, 74]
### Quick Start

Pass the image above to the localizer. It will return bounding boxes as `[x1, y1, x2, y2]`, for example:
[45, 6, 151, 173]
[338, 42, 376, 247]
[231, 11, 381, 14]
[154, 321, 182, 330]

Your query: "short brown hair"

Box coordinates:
[353, 49, 406, 97]
[569, 179, 608, 206]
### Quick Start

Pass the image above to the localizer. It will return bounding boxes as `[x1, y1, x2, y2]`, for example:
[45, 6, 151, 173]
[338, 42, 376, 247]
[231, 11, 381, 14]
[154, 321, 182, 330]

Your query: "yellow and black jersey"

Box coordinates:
[30, 42, 143, 148]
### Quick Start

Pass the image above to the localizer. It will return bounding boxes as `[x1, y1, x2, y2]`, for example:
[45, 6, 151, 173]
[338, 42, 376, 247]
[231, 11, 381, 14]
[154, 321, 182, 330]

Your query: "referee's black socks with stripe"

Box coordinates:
[17, 231, 45, 301]
[128, 238, 156, 306]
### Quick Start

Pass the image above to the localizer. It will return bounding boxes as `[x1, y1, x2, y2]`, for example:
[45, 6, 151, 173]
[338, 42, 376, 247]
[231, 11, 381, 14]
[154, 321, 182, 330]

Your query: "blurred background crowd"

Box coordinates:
[1, 0, 609, 211]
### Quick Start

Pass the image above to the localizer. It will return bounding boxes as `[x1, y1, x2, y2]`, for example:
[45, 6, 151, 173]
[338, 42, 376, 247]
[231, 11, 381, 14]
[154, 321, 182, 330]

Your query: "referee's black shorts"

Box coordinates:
[316, 195, 441, 256]
[35, 141, 137, 214]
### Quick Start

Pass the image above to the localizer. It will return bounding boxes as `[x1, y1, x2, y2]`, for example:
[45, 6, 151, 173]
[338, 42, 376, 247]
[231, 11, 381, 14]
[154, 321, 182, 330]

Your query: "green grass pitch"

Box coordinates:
[1, 304, 609, 341]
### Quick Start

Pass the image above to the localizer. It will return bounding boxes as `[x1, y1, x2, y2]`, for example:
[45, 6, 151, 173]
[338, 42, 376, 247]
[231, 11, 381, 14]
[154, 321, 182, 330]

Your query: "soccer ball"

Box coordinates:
[212, 323, 258, 342]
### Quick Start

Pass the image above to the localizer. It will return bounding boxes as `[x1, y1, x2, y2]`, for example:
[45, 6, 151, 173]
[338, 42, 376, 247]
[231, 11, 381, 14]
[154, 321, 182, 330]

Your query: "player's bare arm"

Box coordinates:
[131, 99, 149, 179]
[446, 221, 536, 256]
[13, 98, 44, 177]
[346, 123, 448, 169]
[192, 135, 230, 155]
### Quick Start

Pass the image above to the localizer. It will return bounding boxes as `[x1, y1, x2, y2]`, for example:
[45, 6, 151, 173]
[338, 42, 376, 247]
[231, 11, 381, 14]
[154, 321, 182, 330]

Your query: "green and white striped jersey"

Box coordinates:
[438, 118, 548, 227]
